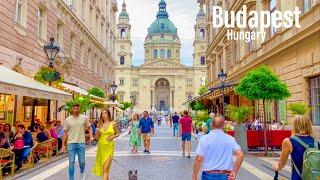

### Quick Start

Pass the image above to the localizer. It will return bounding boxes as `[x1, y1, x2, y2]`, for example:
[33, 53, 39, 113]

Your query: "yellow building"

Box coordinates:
[201, 0, 319, 138]
[115, 1, 206, 112]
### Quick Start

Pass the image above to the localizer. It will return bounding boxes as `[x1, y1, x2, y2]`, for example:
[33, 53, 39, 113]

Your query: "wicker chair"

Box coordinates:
[35, 139, 55, 163]
[0, 148, 15, 179]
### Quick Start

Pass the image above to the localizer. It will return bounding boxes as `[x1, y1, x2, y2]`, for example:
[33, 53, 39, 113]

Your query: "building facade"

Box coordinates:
[201, 0, 319, 137]
[115, 0, 206, 112]
[0, 0, 117, 124]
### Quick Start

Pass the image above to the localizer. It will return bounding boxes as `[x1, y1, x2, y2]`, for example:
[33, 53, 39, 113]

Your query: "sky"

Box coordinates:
[117, 0, 200, 66]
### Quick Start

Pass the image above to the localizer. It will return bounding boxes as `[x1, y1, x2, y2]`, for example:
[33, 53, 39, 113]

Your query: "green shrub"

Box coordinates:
[288, 102, 311, 115]
[227, 105, 252, 125]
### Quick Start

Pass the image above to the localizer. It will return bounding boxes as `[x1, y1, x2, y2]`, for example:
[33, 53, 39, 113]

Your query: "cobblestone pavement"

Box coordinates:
[15, 124, 292, 180]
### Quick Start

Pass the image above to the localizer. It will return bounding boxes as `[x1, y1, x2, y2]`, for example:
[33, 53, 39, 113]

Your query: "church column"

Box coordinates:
[169, 88, 172, 109]
[150, 90, 153, 109]
[171, 90, 174, 109]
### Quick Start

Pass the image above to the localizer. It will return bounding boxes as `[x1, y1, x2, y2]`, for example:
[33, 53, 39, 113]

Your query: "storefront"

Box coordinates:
[310, 75, 320, 125]
[0, 66, 71, 127]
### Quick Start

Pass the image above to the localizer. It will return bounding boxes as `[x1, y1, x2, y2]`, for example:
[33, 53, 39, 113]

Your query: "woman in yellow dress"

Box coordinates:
[93, 109, 120, 180]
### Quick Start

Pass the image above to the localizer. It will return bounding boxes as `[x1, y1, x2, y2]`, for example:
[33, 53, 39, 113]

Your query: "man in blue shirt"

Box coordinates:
[139, 111, 154, 154]
[13, 124, 33, 171]
[172, 112, 180, 137]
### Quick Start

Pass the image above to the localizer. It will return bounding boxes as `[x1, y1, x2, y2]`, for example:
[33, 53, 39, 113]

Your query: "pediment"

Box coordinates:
[140, 60, 186, 68]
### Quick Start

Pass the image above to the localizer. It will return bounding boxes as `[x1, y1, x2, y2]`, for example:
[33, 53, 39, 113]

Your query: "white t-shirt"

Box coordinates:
[196, 129, 241, 171]
[63, 115, 90, 144]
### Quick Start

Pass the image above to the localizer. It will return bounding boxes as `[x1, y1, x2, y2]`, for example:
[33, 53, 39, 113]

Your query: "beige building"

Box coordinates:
[201, 0, 319, 137]
[115, 1, 206, 112]
[0, 0, 118, 124]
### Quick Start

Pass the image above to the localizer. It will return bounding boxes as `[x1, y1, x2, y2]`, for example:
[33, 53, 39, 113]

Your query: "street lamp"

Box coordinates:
[43, 37, 60, 124]
[218, 69, 227, 116]
[110, 81, 118, 120]
[44, 37, 60, 68]
[188, 94, 192, 101]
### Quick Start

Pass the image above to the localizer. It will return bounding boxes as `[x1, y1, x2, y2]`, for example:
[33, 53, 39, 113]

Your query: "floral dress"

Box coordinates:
[129, 121, 141, 147]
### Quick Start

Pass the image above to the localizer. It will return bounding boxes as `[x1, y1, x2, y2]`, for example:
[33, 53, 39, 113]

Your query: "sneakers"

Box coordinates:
[143, 150, 147, 153]
[80, 173, 85, 180]
[146, 150, 150, 154]
[143, 150, 150, 154]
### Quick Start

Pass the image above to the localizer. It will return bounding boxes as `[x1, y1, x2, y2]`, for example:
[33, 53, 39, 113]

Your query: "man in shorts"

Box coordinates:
[139, 111, 154, 154]
[180, 110, 193, 158]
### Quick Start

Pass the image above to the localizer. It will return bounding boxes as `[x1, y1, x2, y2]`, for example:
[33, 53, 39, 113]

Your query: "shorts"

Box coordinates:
[141, 133, 151, 141]
[181, 133, 191, 141]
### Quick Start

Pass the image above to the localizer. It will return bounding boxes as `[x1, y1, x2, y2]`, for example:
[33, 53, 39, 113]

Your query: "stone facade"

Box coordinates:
[115, 1, 206, 112]
[0, 0, 117, 91]
[202, 0, 320, 138]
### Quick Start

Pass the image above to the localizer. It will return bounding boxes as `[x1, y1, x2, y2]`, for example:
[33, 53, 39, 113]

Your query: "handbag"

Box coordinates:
[14, 137, 25, 149]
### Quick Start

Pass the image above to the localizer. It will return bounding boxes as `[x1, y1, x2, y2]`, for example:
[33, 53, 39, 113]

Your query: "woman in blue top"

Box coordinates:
[273, 115, 320, 180]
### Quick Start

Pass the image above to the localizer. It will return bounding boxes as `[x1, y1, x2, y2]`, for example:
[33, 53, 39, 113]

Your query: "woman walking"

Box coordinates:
[273, 115, 320, 180]
[129, 113, 142, 153]
[93, 109, 120, 180]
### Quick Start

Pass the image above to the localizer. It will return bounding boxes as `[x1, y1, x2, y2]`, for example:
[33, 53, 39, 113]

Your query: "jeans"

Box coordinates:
[68, 143, 86, 180]
[173, 123, 179, 136]
[201, 172, 228, 180]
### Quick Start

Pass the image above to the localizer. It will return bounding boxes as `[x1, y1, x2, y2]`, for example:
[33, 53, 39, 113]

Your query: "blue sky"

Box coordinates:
[117, 0, 200, 66]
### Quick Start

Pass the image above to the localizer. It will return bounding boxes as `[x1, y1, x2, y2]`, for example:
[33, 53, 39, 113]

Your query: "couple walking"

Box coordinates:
[61, 104, 120, 180]
[129, 111, 154, 154]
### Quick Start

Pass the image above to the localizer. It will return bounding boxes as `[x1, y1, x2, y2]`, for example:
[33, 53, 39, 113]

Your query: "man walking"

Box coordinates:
[192, 116, 244, 180]
[61, 104, 93, 180]
[157, 113, 162, 126]
[179, 110, 193, 158]
[172, 112, 180, 137]
[139, 111, 154, 154]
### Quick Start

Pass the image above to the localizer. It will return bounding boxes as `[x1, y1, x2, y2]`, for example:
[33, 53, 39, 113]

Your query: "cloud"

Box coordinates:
[118, 0, 199, 66]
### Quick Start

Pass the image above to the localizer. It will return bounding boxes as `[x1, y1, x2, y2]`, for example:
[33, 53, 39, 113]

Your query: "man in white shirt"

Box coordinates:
[192, 116, 244, 180]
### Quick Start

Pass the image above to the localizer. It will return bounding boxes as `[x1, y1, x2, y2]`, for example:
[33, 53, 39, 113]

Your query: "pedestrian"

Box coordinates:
[179, 110, 193, 158]
[172, 112, 180, 137]
[157, 113, 162, 126]
[93, 109, 120, 180]
[129, 113, 142, 153]
[206, 113, 215, 134]
[192, 116, 244, 180]
[61, 103, 94, 180]
[139, 111, 154, 154]
[273, 115, 320, 180]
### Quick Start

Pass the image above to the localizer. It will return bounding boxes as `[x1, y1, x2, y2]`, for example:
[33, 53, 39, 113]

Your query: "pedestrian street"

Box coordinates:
[15, 124, 292, 180]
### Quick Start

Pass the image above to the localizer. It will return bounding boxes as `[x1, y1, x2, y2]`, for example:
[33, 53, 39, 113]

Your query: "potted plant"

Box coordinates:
[227, 105, 253, 153]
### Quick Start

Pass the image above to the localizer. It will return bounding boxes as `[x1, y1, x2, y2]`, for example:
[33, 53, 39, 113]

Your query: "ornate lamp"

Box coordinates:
[218, 69, 227, 84]
[44, 37, 60, 68]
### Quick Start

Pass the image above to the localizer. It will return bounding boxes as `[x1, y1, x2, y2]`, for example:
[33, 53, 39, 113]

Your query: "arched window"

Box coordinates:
[160, 49, 165, 58]
[153, 49, 158, 58]
[120, 28, 126, 38]
[200, 56, 205, 65]
[161, 23, 165, 29]
[120, 56, 125, 65]
[200, 29, 205, 38]
[167, 49, 172, 59]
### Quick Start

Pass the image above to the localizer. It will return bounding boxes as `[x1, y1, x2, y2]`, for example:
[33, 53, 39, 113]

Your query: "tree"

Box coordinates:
[88, 87, 106, 98]
[235, 65, 291, 155]
[198, 85, 208, 96]
[119, 101, 133, 116]
[34, 66, 63, 85]
[64, 95, 93, 114]
[288, 102, 311, 115]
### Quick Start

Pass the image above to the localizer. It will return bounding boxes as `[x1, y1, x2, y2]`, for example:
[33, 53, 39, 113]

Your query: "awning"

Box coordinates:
[0, 65, 72, 101]
[60, 82, 107, 103]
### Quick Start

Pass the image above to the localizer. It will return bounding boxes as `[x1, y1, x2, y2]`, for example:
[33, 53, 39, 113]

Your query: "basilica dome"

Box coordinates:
[147, 0, 177, 36]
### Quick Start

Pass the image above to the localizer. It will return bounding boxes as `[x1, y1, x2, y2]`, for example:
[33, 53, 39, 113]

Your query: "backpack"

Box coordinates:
[291, 136, 320, 180]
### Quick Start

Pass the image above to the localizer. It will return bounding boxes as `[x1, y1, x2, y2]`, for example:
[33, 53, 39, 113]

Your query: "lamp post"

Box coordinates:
[188, 94, 192, 111]
[110, 81, 118, 120]
[218, 69, 227, 116]
[43, 37, 60, 123]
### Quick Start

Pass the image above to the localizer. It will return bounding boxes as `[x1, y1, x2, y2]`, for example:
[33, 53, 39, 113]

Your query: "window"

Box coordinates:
[248, 27, 254, 53]
[120, 95, 124, 102]
[81, 0, 86, 20]
[200, 56, 205, 65]
[57, 23, 64, 50]
[70, 34, 76, 59]
[37, 8, 46, 39]
[120, 56, 125, 65]
[120, 28, 126, 38]
[153, 49, 158, 58]
[269, 0, 277, 37]
[80, 43, 84, 65]
[187, 79, 193, 86]
[119, 79, 124, 86]
[200, 29, 205, 38]
[72, 0, 77, 10]
[132, 78, 138, 86]
[167, 49, 172, 59]
[89, 7, 93, 30]
[15, 0, 26, 27]
[310, 76, 320, 125]
[161, 23, 165, 29]
[87, 49, 91, 68]
[160, 49, 165, 58]
[303, 0, 312, 13]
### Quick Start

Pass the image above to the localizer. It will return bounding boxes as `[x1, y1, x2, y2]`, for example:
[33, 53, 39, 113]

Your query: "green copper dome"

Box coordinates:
[119, 1, 129, 19]
[147, 0, 177, 36]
